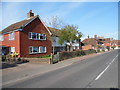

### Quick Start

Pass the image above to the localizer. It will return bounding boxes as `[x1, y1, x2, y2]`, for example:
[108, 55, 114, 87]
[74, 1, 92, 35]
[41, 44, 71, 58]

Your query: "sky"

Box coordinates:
[0, 1, 118, 40]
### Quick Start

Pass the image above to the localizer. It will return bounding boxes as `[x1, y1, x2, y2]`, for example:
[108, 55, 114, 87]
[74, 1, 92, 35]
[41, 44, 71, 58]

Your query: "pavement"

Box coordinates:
[1, 50, 118, 88]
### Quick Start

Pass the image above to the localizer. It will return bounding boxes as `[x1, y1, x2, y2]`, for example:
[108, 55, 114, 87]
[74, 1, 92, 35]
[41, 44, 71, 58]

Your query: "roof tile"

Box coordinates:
[1, 16, 37, 34]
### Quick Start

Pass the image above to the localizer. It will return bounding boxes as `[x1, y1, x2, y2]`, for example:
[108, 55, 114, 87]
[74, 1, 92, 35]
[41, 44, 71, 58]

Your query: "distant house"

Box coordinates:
[0, 10, 52, 57]
[111, 40, 120, 49]
[82, 38, 98, 50]
[48, 27, 82, 53]
[82, 35, 113, 51]
[48, 27, 66, 53]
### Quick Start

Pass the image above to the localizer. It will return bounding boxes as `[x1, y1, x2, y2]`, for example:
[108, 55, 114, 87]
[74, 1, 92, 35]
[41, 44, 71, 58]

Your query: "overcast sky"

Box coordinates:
[1, 1, 118, 40]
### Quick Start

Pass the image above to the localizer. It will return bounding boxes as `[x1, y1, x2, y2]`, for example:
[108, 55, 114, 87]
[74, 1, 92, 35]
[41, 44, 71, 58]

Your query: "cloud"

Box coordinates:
[1, 2, 117, 42]
[103, 32, 118, 39]
[89, 31, 118, 40]
[1, 2, 23, 30]
[1, 2, 84, 30]
[52, 3, 84, 18]
[43, 2, 84, 25]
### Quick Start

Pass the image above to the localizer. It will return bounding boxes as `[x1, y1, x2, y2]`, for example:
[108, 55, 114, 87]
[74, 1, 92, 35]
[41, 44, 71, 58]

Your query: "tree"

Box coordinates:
[106, 46, 110, 51]
[111, 45, 116, 50]
[45, 16, 65, 54]
[47, 16, 64, 29]
[58, 25, 83, 51]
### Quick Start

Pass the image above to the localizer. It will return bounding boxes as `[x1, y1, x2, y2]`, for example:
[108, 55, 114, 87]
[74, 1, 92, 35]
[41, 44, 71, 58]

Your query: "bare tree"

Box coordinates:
[46, 16, 65, 54]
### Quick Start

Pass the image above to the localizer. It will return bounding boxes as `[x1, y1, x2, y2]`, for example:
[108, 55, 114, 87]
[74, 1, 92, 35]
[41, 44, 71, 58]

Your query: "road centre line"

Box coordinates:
[95, 53, 118, 80]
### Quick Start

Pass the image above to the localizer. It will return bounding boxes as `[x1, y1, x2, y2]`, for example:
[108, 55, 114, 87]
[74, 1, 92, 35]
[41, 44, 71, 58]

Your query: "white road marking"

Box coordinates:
[95, 54, 118, 80]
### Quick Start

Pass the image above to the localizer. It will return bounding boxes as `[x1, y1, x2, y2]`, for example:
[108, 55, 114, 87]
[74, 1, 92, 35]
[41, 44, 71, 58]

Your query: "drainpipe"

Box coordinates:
[79, 39, 82, 50]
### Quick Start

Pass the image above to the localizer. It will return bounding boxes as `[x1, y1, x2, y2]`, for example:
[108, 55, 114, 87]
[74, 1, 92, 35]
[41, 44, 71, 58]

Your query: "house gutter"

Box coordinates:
[1, 29, 22, 35]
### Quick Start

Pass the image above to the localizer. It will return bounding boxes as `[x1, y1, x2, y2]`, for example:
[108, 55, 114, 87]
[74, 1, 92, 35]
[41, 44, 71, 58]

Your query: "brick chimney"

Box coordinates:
[27, 10, 34, 18]
[94, 35, 97, 39]
[88, 35, 90, 39]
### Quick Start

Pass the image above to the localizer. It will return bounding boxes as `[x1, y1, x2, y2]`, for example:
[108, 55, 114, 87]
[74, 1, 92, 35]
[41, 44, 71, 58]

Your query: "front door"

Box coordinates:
[1, 47, 10, 55]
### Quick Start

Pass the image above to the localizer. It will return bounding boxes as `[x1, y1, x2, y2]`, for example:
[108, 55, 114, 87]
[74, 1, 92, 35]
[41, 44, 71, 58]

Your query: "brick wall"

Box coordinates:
[25, 58, 50, 64]
[20, 17, 52, 57]
[82, 45, 92, 50]
[1, 17, 52, 58]
[0, 31, 21, 54]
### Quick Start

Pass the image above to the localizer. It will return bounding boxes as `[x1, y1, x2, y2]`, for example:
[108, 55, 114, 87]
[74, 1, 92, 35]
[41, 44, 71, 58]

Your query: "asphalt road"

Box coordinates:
[3, 49, 119, 88]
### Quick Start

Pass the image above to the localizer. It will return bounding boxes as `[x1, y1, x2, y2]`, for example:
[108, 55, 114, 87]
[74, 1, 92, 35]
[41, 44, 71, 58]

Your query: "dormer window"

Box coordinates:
[29, 32, 46, 40]
[9, 32, 14, 40]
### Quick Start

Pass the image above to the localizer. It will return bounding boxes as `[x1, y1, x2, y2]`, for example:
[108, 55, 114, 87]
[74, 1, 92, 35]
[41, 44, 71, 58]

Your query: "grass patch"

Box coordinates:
[34, 55, 51, 58]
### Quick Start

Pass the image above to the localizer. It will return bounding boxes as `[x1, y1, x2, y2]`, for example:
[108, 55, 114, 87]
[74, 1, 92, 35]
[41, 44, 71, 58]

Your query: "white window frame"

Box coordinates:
[32, 32, 37, 40]
[29, 46, 46, 54]
[29, 32, 32, 39]
[40, 34, 46, 40]
[29, 46, 33, 54]
[9, 32, 14, 40]
[39, 46, 46, 53]
[10, 47, 15, 54]
[28, 32, 46, 40]
[0, 34, 4, 41]
[29, 46, 39, 54]
[36, 33, 39, 40]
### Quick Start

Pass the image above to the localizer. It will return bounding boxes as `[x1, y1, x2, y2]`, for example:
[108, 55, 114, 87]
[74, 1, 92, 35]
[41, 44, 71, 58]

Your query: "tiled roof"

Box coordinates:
[48, 27, 60, 37]
[1, 15, 38, 34]
[82, 37, 120, 47]
[1, 15, 60, 37]
[82, 38, 98, 46]
[111, 40, 120, 45]
[104, 43, 111, 46]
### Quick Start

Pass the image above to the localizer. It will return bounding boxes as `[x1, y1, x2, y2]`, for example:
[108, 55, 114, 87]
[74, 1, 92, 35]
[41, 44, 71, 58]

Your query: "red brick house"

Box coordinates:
[0, 10, 52, 57]
[111, 40, 120, 49]
[82, 35, 113, 50]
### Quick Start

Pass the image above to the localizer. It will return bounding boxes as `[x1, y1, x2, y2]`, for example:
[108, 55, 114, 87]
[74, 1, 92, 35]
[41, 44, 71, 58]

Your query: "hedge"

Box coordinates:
[58, 49, 96, 61]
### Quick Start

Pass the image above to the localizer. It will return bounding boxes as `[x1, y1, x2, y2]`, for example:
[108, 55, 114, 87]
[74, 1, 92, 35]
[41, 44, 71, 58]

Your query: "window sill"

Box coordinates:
[9, 39, 14, 40]
[29, 38, 46, 41]
[29, 52, 46, 54]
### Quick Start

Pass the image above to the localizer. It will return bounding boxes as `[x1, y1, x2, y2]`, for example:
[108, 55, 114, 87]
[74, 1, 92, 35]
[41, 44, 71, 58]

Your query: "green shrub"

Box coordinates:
[59, 51, 76, 60]
[75, 51, 81, 56]
[34, 55, 51, 58]
[58, 49, 96, 61]
[2, 55, 6, 62]
[97, 49, 100, 52]
[17, 58, 21, 61]
[102, 49, 105, 52]
[83, 49, 96, 55]
[80, 50, 86, 56]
